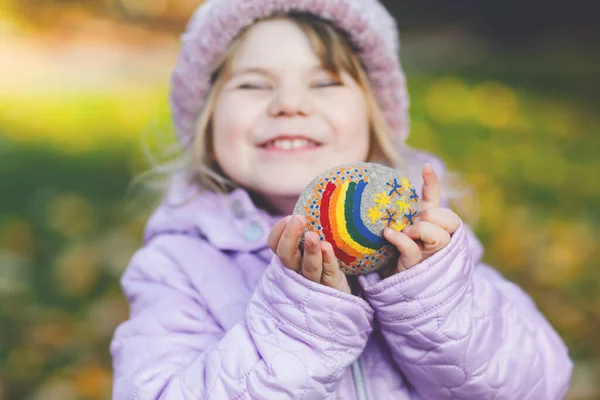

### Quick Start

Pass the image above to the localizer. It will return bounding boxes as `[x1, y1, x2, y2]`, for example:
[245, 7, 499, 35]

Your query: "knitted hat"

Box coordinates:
[170, 0, 409, 148]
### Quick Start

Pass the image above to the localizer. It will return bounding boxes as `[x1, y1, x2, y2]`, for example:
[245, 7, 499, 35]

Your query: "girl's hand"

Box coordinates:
[381, 163, 461, 278]
[267, 215, 351, 294]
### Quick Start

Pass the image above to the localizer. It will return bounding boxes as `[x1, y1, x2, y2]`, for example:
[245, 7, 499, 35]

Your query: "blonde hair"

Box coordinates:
[134, 13, 476, 222]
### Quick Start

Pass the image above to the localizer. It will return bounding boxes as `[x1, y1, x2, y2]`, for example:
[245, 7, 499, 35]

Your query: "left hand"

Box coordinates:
[380, 163, 461, 278]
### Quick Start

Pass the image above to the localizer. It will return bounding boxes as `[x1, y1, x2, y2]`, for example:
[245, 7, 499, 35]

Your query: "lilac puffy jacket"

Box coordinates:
[111, 173, 572, 399]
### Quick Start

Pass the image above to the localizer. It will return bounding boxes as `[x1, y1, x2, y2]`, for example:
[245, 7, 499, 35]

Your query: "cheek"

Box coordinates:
[214, 98, 243, 140]
[212, 99, 245, 175]
[212, 95, 259, 152]
[326, 94, 370, 144]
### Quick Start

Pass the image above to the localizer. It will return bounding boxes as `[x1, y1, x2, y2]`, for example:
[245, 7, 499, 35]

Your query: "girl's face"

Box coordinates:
[212, 19, 370, 213]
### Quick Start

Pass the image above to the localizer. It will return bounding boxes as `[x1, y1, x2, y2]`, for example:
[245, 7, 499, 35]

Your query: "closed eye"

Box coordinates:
[238, 83, 272, 90]
[311, 79, 343, 89]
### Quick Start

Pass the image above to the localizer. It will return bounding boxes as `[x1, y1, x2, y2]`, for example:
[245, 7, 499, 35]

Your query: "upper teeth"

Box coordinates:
[272, 138, 312, 150]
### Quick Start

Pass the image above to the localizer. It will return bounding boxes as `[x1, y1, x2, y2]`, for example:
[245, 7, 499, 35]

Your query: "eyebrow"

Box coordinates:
[230, 64, 329, 79]
[230, 67, 276, 79]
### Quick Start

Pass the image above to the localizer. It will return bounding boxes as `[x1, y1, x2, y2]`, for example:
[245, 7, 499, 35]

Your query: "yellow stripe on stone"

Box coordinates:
[334, 182, 376, 255]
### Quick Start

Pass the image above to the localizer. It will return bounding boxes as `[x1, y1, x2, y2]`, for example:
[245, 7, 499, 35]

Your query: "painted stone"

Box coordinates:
[293, 162, 420, 276]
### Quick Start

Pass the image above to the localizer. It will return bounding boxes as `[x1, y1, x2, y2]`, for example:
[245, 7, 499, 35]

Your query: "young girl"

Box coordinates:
[110, 1, 573, 399]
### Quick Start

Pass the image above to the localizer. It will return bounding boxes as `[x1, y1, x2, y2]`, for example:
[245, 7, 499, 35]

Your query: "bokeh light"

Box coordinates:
[425, 77, 474, 124]
[119, 0, 169, 17]
[472, 81, 519, 128]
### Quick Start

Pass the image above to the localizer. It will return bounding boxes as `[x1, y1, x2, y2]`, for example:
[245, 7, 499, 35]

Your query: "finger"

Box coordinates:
[421, 163, 441, 211]
[301, 231, 323, 282]
[267, 216, 293, 252]
[403, 221, 451, 257]
[277, 215, 305, 271]
[383, 228, 423, 270]
[416, 208, 461, 235]
[321, 242, 351, 294]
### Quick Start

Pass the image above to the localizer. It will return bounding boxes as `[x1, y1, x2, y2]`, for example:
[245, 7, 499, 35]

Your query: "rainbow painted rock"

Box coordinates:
[294, 162, 420, 275]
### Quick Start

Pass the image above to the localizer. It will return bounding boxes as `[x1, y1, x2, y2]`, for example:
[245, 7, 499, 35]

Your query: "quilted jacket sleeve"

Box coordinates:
[111, 235, 374, 399]
[359, 223, 573, 400]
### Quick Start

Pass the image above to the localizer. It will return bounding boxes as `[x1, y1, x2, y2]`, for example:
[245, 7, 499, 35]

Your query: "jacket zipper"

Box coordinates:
[351, 359, 368, 400]
[348, 276, 368, 400]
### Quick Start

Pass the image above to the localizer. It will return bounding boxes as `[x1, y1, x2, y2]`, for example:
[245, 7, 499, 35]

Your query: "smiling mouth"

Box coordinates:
[259, 136, 322, 151]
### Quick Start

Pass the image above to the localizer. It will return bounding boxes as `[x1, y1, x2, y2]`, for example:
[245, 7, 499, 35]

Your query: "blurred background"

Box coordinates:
[1, 0, 599, 399]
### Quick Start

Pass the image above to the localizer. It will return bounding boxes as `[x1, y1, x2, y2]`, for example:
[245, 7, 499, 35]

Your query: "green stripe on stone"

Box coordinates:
[344, 182, 380, 250]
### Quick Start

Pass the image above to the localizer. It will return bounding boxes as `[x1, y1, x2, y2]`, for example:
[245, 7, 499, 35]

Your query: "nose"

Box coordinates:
[268, 83, 312, 117]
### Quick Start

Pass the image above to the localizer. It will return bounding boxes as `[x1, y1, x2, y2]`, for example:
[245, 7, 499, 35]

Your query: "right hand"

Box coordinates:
[267, 215, 351, 294]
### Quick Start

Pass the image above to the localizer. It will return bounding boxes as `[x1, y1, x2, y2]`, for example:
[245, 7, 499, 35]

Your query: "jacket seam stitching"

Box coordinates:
[365, 222, 467, 296]
[274, 257, 375, 316]
[255, 285, 365, 350]
[377, 246, 473, 324]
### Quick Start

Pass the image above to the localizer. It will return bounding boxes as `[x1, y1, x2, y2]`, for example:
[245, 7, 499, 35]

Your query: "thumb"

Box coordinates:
[320, 242, 351, 294]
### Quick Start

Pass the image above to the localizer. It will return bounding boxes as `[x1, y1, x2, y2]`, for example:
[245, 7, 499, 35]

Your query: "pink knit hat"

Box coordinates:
[170, 0, 409, 148]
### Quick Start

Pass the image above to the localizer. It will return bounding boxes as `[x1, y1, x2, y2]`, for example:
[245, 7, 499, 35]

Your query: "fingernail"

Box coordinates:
[283, 215, 293, 223]
[292, 215, 303, 226]
[383, 228, 394, 236]
[304, 237, 313, 248]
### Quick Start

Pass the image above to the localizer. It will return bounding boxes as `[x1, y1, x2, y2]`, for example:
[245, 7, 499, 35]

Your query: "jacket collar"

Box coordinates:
[144, 174, 284, 252]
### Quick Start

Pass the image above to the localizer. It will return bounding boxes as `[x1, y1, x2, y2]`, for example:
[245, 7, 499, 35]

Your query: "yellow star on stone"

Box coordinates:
[395, 197, 411, 213]
[367, 206, 383, 224]
[391, 219, 407, 232]
[374, 192, 391, 207]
